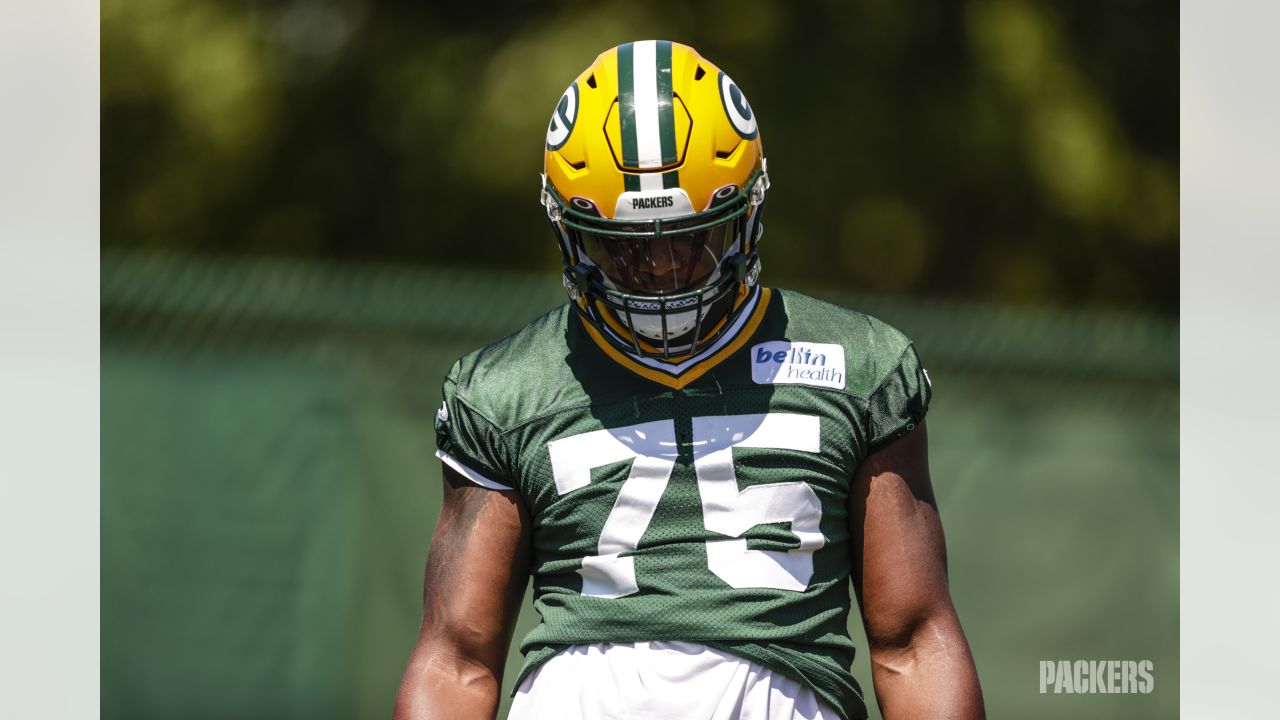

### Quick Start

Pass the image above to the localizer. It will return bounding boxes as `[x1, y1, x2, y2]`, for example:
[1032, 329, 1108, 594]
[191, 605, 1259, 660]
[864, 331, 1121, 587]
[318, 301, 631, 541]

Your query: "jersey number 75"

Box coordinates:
[547, 413, 824, 598]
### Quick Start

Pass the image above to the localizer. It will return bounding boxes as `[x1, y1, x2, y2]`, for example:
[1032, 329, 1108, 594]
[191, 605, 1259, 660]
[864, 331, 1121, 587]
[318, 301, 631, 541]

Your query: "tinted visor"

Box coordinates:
[579, 216, 738, 295]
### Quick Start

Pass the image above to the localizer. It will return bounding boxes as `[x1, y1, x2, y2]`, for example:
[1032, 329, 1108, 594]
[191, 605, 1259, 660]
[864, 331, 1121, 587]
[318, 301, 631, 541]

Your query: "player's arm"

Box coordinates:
[393, 464, 532, 720]
[850, 420, 985, 719]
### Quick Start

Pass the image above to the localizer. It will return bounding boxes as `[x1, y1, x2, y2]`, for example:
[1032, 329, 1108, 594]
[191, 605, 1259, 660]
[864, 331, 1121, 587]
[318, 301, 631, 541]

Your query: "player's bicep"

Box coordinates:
[849, 420, 951, 648]
[414, 462, 531, 671]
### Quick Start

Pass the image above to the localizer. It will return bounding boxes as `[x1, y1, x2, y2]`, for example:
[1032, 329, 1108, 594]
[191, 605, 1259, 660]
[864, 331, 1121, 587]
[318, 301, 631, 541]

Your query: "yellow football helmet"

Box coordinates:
[541, 40, 770, 359]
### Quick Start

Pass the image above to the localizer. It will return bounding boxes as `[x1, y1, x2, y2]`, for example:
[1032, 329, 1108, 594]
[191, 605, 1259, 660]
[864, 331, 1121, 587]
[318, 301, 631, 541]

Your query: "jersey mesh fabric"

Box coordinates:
[434, 289, 930, 720]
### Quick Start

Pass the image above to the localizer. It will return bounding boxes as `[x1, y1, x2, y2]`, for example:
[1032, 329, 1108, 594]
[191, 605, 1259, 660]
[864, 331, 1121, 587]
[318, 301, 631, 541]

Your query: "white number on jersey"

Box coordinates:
[547, 413, 824, 598]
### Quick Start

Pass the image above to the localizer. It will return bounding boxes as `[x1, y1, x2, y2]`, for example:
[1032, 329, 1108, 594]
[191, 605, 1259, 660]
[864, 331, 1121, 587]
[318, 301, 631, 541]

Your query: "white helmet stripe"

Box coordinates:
[631, 40, 664, 169]
[638, 171, 664, 191]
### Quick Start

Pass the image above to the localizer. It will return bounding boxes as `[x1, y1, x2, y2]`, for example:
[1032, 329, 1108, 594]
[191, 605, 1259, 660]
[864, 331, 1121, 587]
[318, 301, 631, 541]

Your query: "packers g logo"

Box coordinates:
[546, 82, 579, 150]
[718, 72, 758, 139]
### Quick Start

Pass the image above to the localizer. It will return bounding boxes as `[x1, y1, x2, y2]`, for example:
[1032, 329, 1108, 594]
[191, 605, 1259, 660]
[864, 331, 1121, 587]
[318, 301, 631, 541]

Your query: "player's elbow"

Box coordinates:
[866, 601, 965, 676]
[402, 635, 503, 694]
[394, 641, 502, 720]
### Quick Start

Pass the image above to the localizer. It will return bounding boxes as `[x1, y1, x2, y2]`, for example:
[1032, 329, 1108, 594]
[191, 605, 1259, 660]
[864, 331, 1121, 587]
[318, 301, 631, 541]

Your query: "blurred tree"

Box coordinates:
[102, 0, 1178, 313]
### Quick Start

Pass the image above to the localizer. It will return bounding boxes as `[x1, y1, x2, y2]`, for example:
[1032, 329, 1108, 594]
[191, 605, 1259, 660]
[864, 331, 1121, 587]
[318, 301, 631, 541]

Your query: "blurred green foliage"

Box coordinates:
[102, 0, 1177, 313]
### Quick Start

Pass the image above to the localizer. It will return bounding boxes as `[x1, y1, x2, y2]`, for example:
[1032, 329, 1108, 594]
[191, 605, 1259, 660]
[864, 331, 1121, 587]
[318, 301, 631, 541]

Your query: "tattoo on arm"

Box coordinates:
[415, 464, 531, 673]
[395, 468, 529, 719]
[419, 479, 492, 643]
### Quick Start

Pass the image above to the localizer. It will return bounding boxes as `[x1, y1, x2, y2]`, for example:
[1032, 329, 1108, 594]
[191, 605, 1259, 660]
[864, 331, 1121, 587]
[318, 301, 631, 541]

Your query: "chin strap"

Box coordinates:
[723, 252, 761, 288]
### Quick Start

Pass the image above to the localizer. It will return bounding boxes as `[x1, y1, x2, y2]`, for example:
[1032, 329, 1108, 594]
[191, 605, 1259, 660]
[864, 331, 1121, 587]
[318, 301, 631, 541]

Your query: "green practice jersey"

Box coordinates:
[434, 286, 931, 720]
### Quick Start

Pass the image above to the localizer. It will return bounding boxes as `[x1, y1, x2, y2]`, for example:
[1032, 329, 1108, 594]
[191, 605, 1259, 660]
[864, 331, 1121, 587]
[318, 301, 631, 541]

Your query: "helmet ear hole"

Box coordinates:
[586, 73, 597, 89]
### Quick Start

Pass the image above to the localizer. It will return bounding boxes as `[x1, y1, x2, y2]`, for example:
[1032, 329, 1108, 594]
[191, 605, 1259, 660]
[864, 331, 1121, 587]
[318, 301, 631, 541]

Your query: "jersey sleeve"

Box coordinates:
[434, 365, 517, 491]
[865, 343, 932, 453]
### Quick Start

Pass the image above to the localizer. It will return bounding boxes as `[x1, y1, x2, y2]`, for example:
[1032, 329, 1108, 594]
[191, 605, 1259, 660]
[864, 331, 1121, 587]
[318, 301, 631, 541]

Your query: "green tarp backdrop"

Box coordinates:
[102, 251, 1177, 719]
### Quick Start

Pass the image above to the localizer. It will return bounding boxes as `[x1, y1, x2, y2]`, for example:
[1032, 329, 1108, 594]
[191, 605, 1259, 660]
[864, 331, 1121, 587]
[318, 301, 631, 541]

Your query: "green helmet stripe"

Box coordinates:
[662, 170, 680, 189]
[617, 42, 639, 170]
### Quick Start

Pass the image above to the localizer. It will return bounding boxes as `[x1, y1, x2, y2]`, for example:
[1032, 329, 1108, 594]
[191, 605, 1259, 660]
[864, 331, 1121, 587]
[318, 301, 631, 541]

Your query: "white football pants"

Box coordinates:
[508, 641, 843, 720]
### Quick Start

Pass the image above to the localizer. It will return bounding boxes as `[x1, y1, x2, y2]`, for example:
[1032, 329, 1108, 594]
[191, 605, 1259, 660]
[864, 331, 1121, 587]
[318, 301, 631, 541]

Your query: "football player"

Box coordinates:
[394, 40, 984, 720]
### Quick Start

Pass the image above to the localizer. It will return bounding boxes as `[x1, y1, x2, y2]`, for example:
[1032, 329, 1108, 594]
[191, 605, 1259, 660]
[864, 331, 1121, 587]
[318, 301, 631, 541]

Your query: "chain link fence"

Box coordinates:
[103, 251, 1178, 719]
